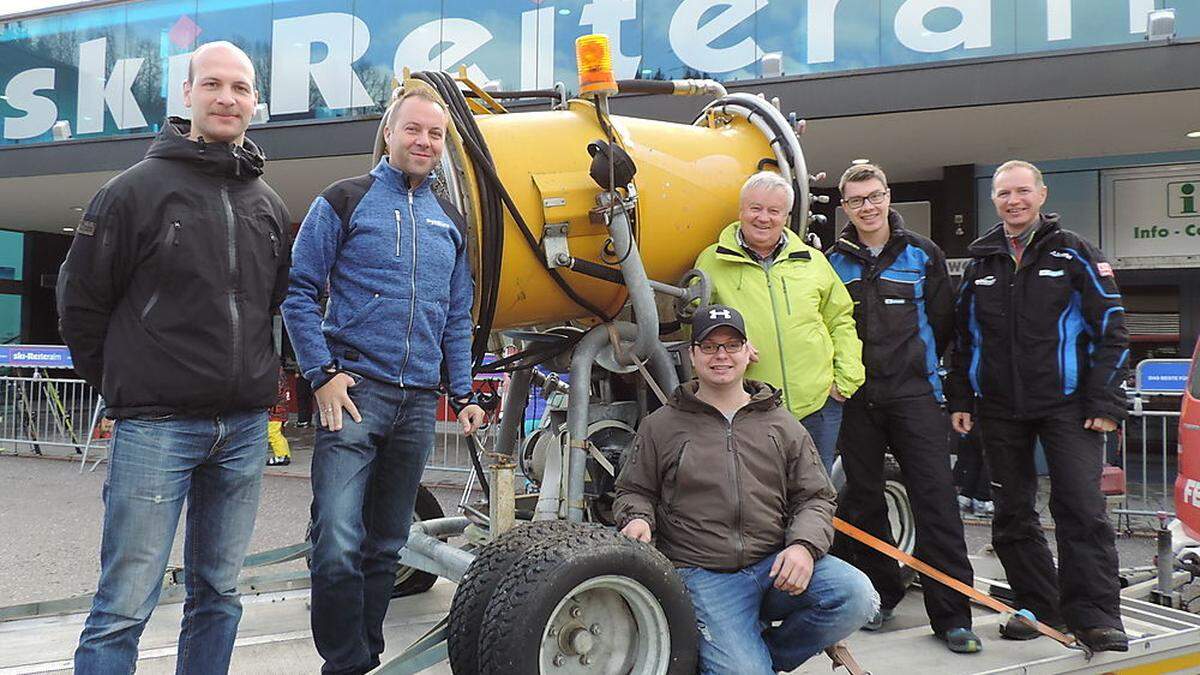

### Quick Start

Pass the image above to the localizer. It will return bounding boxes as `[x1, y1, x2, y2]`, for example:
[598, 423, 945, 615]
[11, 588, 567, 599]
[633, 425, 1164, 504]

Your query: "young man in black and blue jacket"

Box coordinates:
[282, 88, 484, 675]
[827, 164, 979, 654]
[947, 160, 1130, 653]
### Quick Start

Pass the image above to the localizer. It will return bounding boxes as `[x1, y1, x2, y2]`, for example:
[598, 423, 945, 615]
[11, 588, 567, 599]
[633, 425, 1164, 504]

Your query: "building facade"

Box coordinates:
[1, 0, 1198, 359]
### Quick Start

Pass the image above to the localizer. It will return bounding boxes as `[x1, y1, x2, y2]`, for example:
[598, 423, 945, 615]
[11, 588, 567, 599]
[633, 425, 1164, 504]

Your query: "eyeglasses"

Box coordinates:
[842, 189, 889, 210]
[695, 339, 746, 354]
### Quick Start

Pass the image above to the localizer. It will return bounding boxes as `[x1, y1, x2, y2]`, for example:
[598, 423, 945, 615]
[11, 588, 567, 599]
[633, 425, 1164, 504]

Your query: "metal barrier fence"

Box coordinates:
[11, 373, 1180, 517]
[1118, 393, 1182, 515]
[0, 374, 106, 464]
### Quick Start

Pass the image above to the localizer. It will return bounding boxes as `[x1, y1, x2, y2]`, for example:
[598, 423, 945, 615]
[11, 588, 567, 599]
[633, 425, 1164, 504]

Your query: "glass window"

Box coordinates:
[0, 231, 23, 281]
[0, 295, 20, 344]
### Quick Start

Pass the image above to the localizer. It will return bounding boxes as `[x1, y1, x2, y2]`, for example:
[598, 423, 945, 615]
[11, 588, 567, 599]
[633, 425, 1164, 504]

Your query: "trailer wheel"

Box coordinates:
[448, 520, 593, 674]
[479, 524, 697, 675]
[303, 484, 445, 598]
[831, 454, 918, 588]
[391, 485, 445, 597]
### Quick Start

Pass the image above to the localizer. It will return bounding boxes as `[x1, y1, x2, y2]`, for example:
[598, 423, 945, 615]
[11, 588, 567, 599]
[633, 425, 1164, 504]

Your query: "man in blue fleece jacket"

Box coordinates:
[282, 88, 484, 675]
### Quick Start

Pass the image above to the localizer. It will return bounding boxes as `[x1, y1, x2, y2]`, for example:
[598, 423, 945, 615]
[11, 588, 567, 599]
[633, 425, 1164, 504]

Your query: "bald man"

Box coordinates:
[59, 41, 290, 672]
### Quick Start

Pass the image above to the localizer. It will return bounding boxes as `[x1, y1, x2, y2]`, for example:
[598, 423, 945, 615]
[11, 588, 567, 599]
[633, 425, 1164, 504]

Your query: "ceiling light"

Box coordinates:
[71, 206, 84, 211]
[851, 158, 870, 165]
[62, 227, 75, 233]
[1187, 130, 1200, 139]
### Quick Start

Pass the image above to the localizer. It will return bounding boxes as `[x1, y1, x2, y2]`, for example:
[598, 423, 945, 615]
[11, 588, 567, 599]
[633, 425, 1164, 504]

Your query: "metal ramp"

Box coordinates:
[2, 555, 1197, 674]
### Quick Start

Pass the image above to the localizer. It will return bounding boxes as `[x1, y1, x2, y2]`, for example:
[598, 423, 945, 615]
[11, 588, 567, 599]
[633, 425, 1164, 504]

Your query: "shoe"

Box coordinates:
[999, 614, 1066, 641]
[971, 499, 994, 518]
[1076, 627, 1129, 652]
[266, 455, 291, 466]
[862, 607, 894, 631]
[295, 420, 311, 428]
[938, 627, 983, 654]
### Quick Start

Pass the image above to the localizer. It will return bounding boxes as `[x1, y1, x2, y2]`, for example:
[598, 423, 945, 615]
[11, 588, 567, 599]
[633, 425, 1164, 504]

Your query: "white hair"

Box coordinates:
[740, 171, 794, 212]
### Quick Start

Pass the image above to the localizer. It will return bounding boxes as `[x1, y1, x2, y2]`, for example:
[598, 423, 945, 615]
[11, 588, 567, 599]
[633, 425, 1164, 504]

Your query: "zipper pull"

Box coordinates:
[394, 209, 402, 257]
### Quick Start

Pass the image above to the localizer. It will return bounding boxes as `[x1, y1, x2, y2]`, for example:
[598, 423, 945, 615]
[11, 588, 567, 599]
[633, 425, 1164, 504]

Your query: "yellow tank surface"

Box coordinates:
[450, 98, 783, 329]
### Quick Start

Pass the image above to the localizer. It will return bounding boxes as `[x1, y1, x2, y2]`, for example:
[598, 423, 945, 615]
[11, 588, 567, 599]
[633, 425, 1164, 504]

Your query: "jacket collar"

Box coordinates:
[372, 157, 433, 195]
[144, 117, 265, 180]
[714, 222, 813, 265]
[968, 213, 1061, 258]
[833, 209, 907, 262]
[668, 378, 781, 416]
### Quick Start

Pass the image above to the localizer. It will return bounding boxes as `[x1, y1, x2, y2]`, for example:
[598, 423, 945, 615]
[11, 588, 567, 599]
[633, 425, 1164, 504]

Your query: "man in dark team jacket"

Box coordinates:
[57, 42, 289, 673]
[827, 164, 978, 653]
[948, 160, 1130, 652]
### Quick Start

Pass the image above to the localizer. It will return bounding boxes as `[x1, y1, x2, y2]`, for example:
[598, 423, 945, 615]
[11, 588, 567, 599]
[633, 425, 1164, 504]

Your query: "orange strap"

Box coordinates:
[832, 516, 1077, 648]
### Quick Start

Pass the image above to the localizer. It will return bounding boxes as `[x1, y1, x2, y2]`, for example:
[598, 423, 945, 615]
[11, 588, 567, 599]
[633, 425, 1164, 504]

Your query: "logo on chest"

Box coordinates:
[974, 276, 997, 287]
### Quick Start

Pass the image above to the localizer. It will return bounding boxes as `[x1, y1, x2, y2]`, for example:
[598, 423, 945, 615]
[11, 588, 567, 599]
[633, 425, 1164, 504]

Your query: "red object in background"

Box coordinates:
[1175, 337, 1200, 540]
[1100, 466, 1126, 496]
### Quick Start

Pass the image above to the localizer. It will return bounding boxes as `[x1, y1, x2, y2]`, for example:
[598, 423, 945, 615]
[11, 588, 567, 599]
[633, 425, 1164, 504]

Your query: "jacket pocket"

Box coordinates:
[332, 295, 383, 338]
[663, 439, 692, 514]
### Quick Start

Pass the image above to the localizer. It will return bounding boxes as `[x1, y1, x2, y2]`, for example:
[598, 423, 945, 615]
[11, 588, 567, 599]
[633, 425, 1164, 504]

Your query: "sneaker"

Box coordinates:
[266, 455, 291, 467]
[938, 627, 983, 654]
[862, 607, 894, 632]
[1076, 627, 1129, 652]
[999, 614, 1066, 641]
[971, 499, 994, 518]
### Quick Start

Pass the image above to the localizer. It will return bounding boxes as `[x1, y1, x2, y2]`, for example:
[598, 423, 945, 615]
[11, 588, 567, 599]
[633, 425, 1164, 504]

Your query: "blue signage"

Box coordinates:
[2, 0, 1198, 145]
[0, 344, 74, 369]
[1135, 358, 1192, 393]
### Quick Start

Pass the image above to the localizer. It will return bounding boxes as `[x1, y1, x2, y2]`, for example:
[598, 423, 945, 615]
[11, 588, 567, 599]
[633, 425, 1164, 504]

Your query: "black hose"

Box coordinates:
[413, 70, 615, 377]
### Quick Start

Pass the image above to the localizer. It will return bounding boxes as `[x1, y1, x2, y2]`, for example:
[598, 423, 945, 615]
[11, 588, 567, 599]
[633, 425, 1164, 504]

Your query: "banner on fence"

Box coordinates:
[0, 345, 74, 369]
[1135, 358, 1191, 393]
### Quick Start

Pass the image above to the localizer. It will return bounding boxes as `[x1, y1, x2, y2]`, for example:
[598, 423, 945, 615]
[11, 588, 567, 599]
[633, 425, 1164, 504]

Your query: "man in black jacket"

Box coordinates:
[827, 164, 978, 653]
[57, 42, 290, 673]
[948, 160, 1129, 652]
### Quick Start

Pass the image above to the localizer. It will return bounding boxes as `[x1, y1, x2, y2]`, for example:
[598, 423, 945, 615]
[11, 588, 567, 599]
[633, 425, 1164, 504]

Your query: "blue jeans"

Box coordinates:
[75, 411, 267, 675]
[677, 553, 878, 674]
[800, 396, 844, 473]
[308, 380, 438, 675]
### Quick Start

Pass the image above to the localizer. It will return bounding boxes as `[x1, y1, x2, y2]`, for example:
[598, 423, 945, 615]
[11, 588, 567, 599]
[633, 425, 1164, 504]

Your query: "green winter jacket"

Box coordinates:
[694, 223, 865, 420]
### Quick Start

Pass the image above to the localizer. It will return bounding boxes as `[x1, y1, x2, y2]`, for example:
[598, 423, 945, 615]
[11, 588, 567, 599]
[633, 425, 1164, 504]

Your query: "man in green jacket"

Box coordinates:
[695, 172, 864, 470]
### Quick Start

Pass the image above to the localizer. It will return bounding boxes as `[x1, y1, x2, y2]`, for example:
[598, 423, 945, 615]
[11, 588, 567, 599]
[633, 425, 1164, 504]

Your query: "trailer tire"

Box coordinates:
[302, 485, 445, 598]
[831, 454, 918, 589]
[478, 524, 697, 675]
[391, 485, 445, 598]
[448, 520, 593, 674]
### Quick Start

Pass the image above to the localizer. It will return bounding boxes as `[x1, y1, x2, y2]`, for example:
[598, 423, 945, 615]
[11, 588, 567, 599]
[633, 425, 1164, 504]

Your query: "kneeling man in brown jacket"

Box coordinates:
[615, 305, 878, 674]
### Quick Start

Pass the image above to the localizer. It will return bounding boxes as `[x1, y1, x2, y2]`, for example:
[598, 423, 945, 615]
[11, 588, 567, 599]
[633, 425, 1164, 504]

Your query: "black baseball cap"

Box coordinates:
[692, 304, 747, 343]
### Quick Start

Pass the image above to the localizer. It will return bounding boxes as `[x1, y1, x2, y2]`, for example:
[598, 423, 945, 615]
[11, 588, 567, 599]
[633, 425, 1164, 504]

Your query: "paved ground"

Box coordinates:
[2, 423, 1198, 673]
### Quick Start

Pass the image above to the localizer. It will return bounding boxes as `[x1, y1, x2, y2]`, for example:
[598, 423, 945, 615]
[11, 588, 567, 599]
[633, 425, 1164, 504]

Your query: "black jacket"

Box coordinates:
[57, 119, 291, 418]
[946, 214, 1129, 421]
[827, 211, 954, 404]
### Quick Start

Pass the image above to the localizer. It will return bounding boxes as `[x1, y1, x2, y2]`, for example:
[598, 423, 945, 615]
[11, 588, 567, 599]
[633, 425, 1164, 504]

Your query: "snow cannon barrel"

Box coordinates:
[387, 52, 809, 332]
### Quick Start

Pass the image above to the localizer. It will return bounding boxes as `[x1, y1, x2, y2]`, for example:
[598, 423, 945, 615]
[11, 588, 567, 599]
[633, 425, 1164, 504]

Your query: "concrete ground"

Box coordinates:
[2, 424, 1198, 673]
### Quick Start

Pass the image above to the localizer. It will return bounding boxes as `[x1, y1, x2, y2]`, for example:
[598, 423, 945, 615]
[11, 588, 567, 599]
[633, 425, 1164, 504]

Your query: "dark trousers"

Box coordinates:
[953, 428, 991, 501]
[834, 396, 974, 633]
[978, 412, 1122, 631]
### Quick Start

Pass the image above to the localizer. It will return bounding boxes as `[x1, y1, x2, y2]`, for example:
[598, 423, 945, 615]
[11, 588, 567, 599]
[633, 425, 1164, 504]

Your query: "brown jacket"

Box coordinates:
[614, 380, 836, 571]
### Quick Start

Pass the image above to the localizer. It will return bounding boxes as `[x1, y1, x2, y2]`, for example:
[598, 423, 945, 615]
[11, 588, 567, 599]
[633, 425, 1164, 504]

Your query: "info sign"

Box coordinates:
[1101, 164, 1200, 269]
